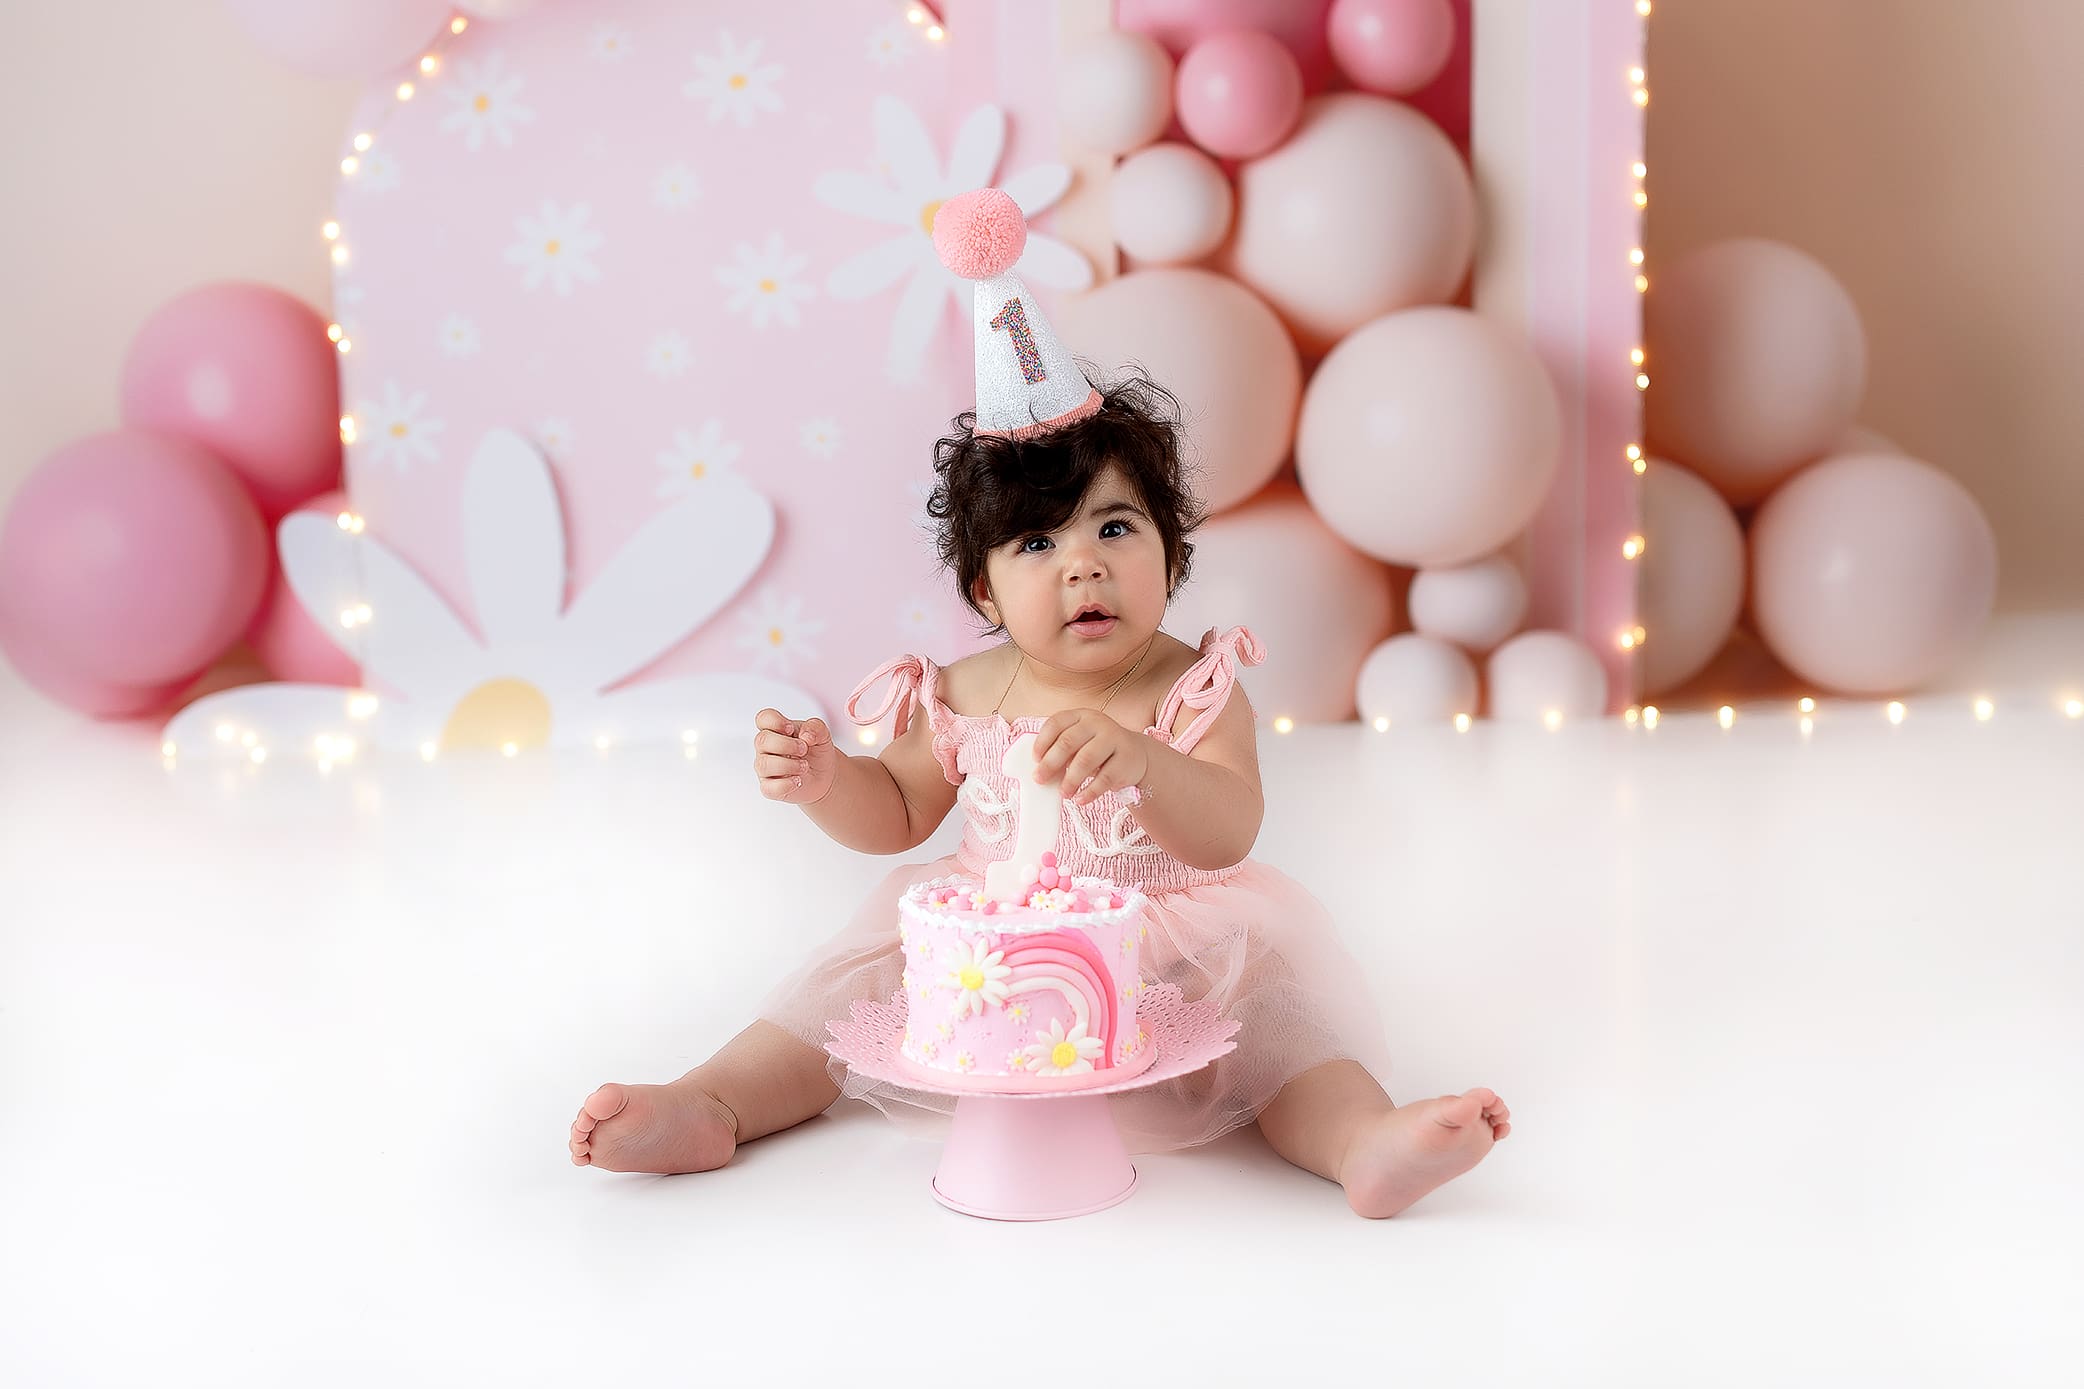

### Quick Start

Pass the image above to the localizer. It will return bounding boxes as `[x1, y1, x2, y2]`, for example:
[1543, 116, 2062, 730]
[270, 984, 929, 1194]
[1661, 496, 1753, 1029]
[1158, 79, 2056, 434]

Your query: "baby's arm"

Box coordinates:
[799, 709, 961, 856]
[1129, 687, 1266, 871]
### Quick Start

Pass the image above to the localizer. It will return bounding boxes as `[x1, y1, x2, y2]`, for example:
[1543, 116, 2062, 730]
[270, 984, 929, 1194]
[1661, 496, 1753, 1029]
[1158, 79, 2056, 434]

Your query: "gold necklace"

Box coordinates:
[994, 631, 1159, 718]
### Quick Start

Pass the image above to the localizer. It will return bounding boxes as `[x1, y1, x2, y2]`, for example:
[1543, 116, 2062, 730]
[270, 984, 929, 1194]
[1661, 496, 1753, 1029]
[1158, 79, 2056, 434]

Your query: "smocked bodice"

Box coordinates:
[844, 625, 1266, 896]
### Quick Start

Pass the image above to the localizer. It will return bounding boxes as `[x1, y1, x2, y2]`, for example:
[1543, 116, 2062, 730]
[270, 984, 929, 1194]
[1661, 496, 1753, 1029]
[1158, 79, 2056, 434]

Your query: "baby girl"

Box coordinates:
[568, 191, 1508, 1217]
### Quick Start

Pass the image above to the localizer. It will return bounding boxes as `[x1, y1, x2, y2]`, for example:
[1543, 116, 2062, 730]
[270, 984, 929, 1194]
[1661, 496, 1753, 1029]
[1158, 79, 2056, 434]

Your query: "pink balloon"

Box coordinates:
[1408, 553, 1527, 653]
[246, 490, 361, 687]
[1056, 270, 1300, 514]
[1296, 307, 1561, 568]
[1639, 459, 1745, 696]
[1327, 0, 1457, 95]
[1175, 31, 1305, 161]
[1356, 634, 1477, 725]
[0, 628, 191, 720]
[1111, 143, 1235, 265]
[1486, 632, 1609, 723]
[1166, 482, 1398, 723]
[1226, 94, 1476, 354]
[0, 431, 268, 692]
[1119, 0, 1336, 92]
[222, 0, 454, 81]
[1645, 239, 1868, 506]
[120, 282, 342, 521]
[1748, 453, 1998, 696]
[1060, 31, 1175, 156]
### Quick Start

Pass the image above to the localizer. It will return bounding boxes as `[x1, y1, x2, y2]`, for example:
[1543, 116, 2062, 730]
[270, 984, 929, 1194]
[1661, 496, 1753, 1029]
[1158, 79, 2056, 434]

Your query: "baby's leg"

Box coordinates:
[569, 1019, 841, 1174]
[1255, 1059, 1511, 1218]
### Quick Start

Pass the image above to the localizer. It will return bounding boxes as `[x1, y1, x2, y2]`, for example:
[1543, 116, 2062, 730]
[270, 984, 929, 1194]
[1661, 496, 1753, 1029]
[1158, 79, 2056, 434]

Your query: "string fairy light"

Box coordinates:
[1623, 5, 1652, 709]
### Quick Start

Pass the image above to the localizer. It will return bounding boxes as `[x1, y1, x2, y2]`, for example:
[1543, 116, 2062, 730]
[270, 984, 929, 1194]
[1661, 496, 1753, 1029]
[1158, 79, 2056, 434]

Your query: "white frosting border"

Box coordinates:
[900, 873, 1148, 937]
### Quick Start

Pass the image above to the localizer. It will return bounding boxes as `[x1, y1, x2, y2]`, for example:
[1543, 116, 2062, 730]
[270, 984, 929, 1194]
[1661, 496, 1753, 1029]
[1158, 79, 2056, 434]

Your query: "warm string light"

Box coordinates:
[1372, 716, 1389, 733]
[1273, 716, 1295, 734]
[857, 728, 880, 746]
[1717, 706, 1735, 729]
[1974, 697, 1995, 722]
[1625, 13, 1651, 694]
[1886, 701, 1907, 725]
[1453, 714, 1473, 733]
[2066, 698, 2084, 720]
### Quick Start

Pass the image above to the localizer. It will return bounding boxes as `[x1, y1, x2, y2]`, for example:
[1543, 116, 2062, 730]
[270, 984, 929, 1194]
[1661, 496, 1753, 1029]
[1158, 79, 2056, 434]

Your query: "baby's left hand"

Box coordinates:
[1030, 710, 1151, 806]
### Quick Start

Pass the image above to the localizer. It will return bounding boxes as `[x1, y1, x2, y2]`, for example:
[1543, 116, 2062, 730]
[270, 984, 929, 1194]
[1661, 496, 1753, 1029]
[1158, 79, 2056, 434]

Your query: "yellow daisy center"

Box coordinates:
[473, 93, 490, 113]
[729, 73, 748, 90]
[918, 198, 944, 236]
[1051, 1041, 1078, 1070]
[758, 278, 777, 294]
[389, 422, 409, 438]
[959, 966, 984, 991]
[440, 677, 553, 752]
[688, 461, 706, 479]
[767, 626, 784, 646]
[544, 238, 561, 256]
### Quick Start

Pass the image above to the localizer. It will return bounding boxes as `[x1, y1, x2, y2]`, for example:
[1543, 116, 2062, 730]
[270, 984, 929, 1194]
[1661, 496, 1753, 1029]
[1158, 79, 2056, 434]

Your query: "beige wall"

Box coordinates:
[1647, 0, 2084, 612]
[4, 0, 2077, 612]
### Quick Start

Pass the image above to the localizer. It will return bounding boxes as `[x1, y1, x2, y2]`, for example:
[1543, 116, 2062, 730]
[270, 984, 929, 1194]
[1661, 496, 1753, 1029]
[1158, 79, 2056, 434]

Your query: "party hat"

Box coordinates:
[931, 188, 1101, 439]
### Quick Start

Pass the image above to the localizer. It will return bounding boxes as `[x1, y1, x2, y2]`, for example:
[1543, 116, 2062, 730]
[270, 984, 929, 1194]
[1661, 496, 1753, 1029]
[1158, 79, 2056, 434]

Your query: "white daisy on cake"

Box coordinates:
[733, 587, 824, 677]
[646, 331, 694, 378]
[441, 52, 536, 152]
[504, 203, 604, 296]
[941, 938, 1011, 1019]
[652, 164, 700, 210]
[590, 26, 634, 61]
[1024, 1020, 1102, 1077]
[799, 418, 841, 459]
[354, 381, 445, 472]
[953, 1052, 975, 1072]
[654, 422, 741, 500]
[163, 428, 815, 760]
[439, 314, 481, 359]
[814, 96, 1090, 383]
[1007, 1002, 1029, 1024]
[717, 234, 814, 329]
[1005, 1050, 1028, 1072]
[682, 31, 783, 127]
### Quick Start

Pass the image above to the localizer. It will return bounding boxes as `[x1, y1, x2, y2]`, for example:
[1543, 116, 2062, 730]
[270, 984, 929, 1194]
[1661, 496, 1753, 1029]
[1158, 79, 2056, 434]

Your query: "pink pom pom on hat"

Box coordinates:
[931, 187, 1101, 440]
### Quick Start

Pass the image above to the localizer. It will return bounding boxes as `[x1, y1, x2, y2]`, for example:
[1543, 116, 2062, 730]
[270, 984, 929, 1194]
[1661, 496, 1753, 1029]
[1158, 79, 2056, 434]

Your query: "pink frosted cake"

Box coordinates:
[896, 853, 1159, 1089]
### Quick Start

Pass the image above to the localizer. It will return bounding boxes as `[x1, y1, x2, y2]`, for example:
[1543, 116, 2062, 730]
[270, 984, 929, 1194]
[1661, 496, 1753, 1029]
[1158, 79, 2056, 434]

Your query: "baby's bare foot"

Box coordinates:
[1339, 1088, 1510, 1219]
[568, 1079, 739, 1174]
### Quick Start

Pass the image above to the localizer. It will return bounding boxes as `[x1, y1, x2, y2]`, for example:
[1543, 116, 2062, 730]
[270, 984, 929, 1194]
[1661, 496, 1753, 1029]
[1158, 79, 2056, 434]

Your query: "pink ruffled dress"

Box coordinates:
[756, 624, 1394, 1154]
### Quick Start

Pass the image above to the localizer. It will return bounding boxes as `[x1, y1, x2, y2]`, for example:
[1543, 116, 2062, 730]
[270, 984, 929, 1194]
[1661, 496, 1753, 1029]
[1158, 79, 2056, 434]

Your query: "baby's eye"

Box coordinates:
[1020, 535, 1052, 554]
[1101, 519, 1132, 538]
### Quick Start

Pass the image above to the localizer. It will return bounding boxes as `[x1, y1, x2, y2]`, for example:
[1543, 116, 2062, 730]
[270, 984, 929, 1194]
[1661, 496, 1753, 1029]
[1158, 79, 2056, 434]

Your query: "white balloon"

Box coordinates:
[1060, 31, 1175, 156]
[1355, 635, 1478, 726]
[1408, 553, 1527, 653]
[1640, 459, 1745, 695]
[1112, 143, 1234, 266]
[1486, 631, 1609, 724]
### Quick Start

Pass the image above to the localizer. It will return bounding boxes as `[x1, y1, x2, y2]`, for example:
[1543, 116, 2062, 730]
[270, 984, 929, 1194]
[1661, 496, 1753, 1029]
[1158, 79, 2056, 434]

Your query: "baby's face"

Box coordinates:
[976, 465, 1171, 672]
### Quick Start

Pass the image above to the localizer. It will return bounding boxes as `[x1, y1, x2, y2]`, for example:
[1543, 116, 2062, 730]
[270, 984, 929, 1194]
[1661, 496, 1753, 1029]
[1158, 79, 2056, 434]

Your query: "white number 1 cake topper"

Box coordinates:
[984, 732, 1059, 905]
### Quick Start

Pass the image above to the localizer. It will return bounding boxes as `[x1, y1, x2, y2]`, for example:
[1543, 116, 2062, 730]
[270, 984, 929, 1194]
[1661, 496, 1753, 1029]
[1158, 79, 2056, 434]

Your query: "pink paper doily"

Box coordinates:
[826, 981, 1240, 1101]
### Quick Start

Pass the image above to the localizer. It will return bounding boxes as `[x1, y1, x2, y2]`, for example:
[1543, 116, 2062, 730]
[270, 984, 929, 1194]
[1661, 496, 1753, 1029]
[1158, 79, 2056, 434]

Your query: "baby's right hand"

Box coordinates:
[754, 709, 840, 804]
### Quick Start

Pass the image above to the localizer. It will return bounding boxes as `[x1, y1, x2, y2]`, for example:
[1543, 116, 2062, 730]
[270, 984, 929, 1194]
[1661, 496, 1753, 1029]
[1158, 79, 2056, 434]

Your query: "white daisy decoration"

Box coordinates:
[590, 26, 634, 62]
[733, 587, 826, 678]
[717, 233, 815, 329]
[941, 938, 1011, 1019]
[652, 164, 700, 210]
[536, 418, 575, 453]
[646, 331, 694, 378]
[682, 30, 783, 127]
[896, 596, 940, 642]
[935, 1020, 954, 1039]
[439, 314, 481, 359]
[352, 381, 445, 472]
[656, 422, 742, 499]
[1005, 1050, 1028, 1072]
[919, 1039, 938, 1061]
[1024, 1019, 1103, 1077]
[164, 429, 817, 760]
[799, 417, 841, 459]
[867, 21, 915, 68]
[953, 1052, 975, 1073]
[354, 147, 402, 193]
[1007, 1002, 1029, 1024]
[815, 97, 1090, 383]
[441, 52, 536, 152]
[504, 202, 604, 296]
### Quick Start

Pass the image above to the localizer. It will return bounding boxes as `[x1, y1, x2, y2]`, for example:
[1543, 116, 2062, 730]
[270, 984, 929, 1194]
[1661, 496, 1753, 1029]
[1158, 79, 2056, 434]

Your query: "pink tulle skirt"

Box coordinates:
[757, 853, 1395, 1154]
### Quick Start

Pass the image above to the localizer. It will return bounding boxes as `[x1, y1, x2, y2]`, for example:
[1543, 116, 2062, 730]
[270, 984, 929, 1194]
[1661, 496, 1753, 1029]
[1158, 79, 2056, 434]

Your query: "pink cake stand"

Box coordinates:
[826, 981, 1240, 1222]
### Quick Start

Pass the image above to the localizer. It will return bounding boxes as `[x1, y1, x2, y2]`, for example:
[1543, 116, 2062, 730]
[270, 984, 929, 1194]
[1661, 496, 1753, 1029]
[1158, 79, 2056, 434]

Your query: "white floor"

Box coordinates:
[3, 620, 2081, 1387]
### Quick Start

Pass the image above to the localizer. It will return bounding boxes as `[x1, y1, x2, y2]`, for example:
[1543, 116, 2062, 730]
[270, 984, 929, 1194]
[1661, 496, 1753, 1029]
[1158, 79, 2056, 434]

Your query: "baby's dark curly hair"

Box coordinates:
[924, 365, 1209, 637]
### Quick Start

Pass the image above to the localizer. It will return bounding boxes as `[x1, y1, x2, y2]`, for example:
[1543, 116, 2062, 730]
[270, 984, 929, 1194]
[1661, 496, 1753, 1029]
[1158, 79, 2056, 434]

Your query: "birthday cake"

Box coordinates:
[896, 853, 1159, 1087]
